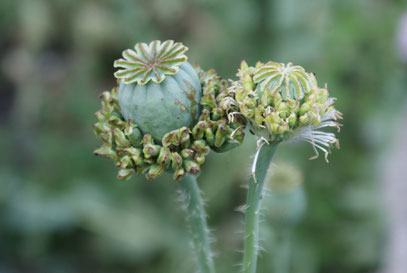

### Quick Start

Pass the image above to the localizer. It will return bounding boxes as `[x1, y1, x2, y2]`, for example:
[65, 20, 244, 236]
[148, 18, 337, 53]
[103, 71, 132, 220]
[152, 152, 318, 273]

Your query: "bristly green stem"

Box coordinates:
[179, 175, 216, 273]
[242, 143, 278, 273]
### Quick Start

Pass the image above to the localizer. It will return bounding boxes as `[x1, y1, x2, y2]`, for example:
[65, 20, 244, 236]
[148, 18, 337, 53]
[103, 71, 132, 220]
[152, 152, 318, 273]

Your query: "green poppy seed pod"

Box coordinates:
[114, 40, 202, 142]
[263, 163, 306, 228]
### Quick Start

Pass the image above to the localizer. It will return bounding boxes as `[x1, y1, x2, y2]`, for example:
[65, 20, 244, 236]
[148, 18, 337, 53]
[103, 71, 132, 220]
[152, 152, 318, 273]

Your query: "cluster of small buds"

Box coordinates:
[195, 65, 245, 152]
[93, 67, 245, 181]
[226, 60, 341, 159]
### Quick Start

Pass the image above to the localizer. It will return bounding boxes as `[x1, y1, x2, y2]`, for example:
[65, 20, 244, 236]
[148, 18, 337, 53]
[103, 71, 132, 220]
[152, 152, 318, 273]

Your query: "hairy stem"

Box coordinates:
[242, 143, 278, 273]
[179, 175, 216, 273]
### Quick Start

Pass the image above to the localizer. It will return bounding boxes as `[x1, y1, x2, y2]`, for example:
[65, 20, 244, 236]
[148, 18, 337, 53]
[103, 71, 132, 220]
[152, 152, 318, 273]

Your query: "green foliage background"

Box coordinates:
[0, 0, 406, 272]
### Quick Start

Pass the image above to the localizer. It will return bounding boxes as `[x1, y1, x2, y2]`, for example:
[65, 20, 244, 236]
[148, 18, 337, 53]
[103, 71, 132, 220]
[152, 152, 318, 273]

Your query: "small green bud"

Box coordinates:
[214, 125, 227, 148]
[255, 106, 265, 124]
[94, 110, 106, 122]
[113, 128, 131, 148]
[93, 144, 116, 160]
[123, 120, 133, 135]
[200, 94, 217, 109]
[264, 115, 275, 134]
[271, 92, 282, 108]
[199, 109, 210, 121]
[117, 155, 134, 169]
[265, 114, 281, 135]
[146, 164, 165, 180]
[203, 79, 216, 97]
[184, 160, 200, 175]
[100, 91, 111, 105]
[240, 104, 255, 119]
[157, 147, 171, 165]
[177, 127, 190, 147]
[205, 127, 215, 146]
[243, 75, 254, 92]
[269, 112, 281, 124]
[192, 140, 210, 155]
[278, 102, 289, 118]
[261, 88, 272, 106]
[93, 122, 110, 135]
[181, 148, 195, 159]
[288, 113, 297, 127]
[141, 134, 154, 145]
[173, 168, 186, 181]
[127, 126, 142, 148]
[240, 60, 249, 70]
[212, 107, 224, 121]
[194, 153, 206, 164]
[299, 102, 312, 115]
[277, 122, 289, 135]
[108, 114, 125, 128]
[143, 144, 161, 159]
[100, 132, 113, 144]
[162, 131, 179, 146]
[123, 147, 144, 165]
[287, 99, 300, 113]
[299, 113, 309, 125]
[192, 121, 207, 139]
[309, 109, 321, 125]
[117, 168, 135, 180]
[171, 152, 183, 169]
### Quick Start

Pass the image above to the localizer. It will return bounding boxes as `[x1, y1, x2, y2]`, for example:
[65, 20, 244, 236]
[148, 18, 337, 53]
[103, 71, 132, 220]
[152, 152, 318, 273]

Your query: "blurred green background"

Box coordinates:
[1, 0, 407, 272]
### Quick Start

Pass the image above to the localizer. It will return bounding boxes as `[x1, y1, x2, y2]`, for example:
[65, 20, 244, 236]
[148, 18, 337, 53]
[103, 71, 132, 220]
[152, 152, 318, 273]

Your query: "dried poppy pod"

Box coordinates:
[93, 40, 245, 181]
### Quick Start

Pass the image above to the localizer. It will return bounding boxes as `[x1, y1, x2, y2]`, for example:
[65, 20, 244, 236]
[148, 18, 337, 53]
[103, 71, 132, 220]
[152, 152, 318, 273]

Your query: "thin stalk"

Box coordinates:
[242, 143, 278, 273]
[179, 175, 216, 273]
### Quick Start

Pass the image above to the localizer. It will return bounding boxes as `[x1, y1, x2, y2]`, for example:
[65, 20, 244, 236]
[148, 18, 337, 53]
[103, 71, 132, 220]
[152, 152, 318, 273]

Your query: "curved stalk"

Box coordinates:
[179, 175, 216, 273]
[242, 143, 278, 273]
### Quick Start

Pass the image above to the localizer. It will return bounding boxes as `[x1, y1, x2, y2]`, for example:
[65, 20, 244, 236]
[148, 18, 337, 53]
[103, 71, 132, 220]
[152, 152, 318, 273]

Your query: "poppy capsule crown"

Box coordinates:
[114, 40, 202, 142]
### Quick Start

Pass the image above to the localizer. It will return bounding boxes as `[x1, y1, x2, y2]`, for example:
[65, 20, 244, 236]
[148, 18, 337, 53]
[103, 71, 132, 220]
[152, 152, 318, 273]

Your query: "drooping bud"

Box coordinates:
[171, 152, 183, 170]
[157, 146, 171, 165]
[191, 140, 210, 155]
[122, 147, 144, 166]
[184, 160, 200, 175]
[181, 148, 195, 159]
[113, 128, 131, 148]
[143, 144, 161, 159]
[117, 168, 135, 180]
[173, 168, 186, 181]
[94, 144, 116, 160]
[146, 164, 165, 180]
